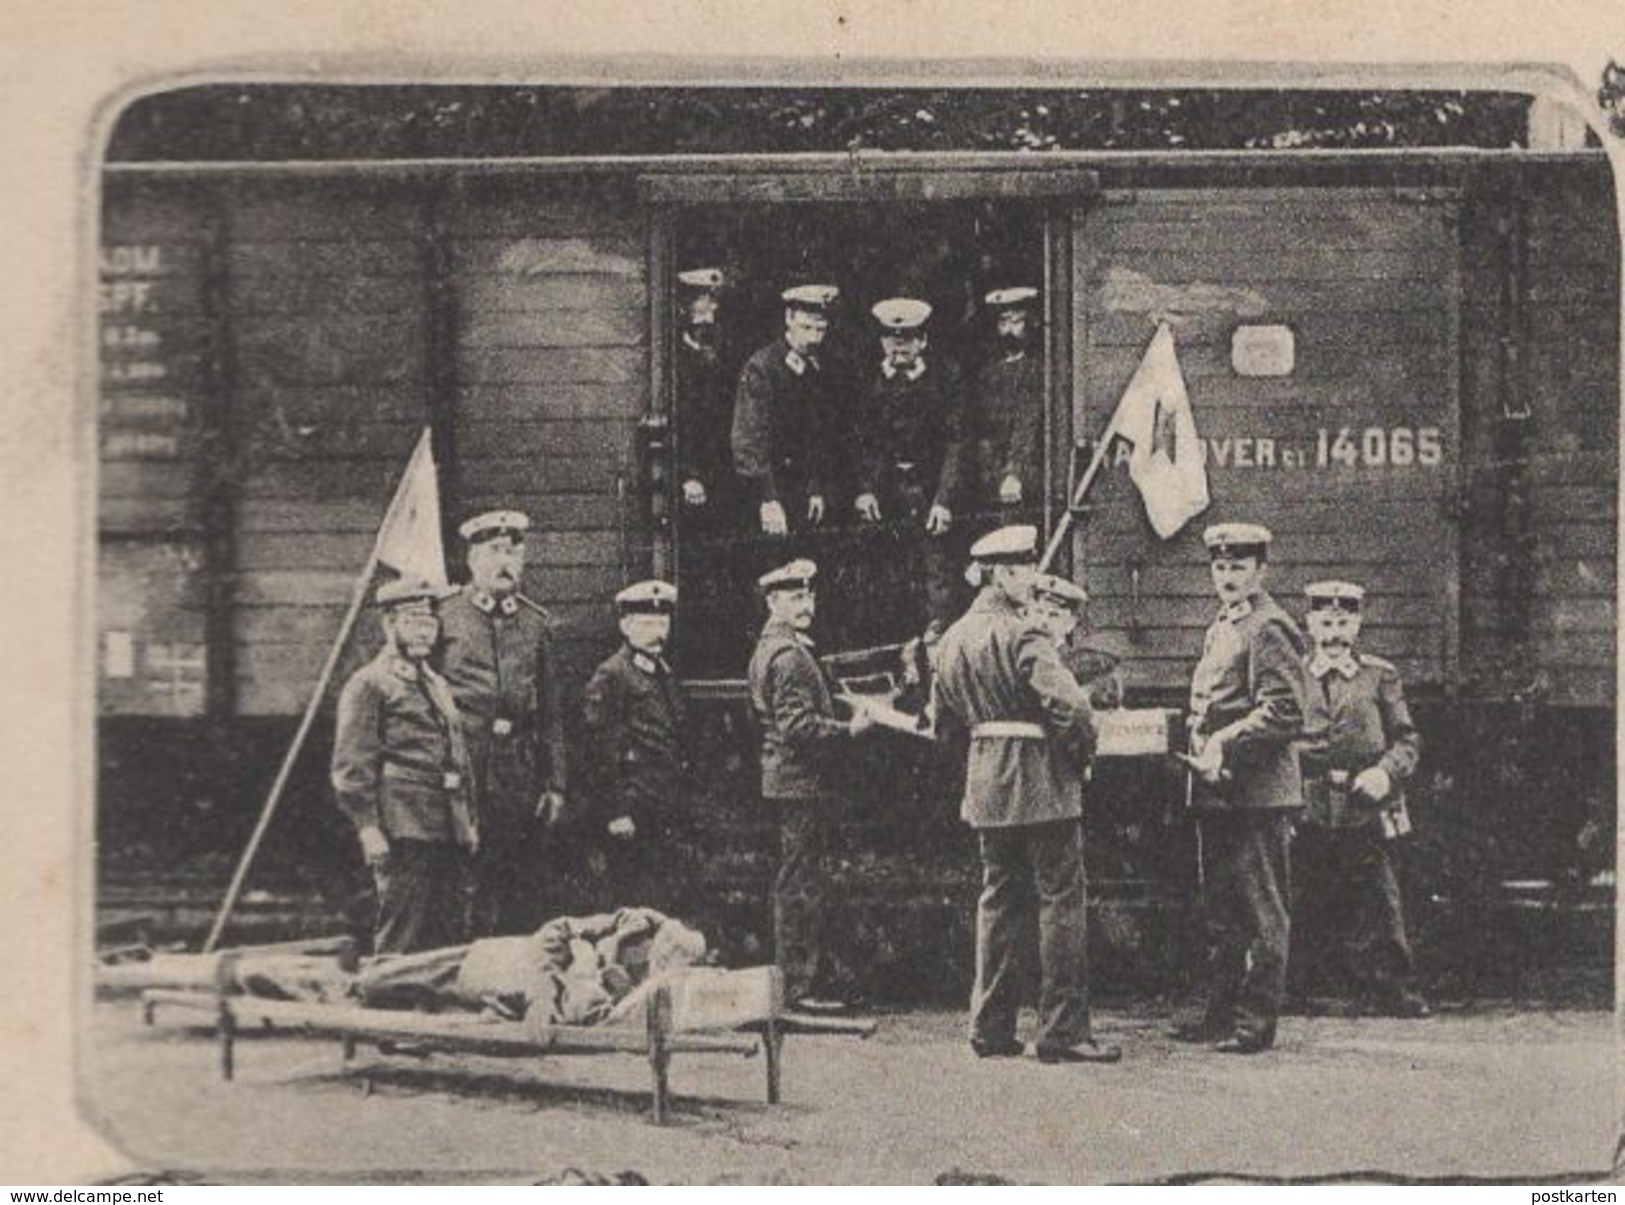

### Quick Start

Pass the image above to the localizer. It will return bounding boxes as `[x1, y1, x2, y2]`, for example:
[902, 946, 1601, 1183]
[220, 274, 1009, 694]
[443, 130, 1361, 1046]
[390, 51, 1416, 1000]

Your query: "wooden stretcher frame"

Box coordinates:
[140, 963, 793, 1124]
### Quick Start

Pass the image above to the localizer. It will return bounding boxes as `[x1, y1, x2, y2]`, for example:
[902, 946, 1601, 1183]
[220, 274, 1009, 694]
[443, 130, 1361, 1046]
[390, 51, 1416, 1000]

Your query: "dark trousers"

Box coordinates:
[774, 796, 839, 1000]
[972, 820, 1092, 1052]
[374, 839, 465, 955]
[1198, 811, 1293, 1042]
[1290, 824, 1416, 1002]
[465, 813, 561, 939]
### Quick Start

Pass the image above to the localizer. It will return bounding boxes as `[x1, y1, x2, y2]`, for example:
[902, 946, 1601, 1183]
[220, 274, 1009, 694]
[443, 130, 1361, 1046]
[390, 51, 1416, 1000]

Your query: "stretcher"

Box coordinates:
[140, 960, 871, 1123]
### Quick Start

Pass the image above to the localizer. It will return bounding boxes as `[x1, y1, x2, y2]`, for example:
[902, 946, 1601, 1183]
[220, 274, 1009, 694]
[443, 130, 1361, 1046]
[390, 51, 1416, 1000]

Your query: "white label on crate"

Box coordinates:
[1095, 708, 1173, 758]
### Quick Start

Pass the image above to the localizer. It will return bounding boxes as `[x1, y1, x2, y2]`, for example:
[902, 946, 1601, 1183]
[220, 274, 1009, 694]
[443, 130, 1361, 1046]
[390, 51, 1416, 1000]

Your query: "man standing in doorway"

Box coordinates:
[1179, 522, 1310, 1054]
[971, 286, 1045, 527]
[932, 527, 1121, 1065]
[853, 296, 970, 645]
[437, 510, 568, 937]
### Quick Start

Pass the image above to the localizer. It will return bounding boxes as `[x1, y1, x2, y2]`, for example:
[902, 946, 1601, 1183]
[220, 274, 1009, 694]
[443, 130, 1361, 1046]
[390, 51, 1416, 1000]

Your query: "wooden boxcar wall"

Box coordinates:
[98, 159, 1617, 721]
[1070, 186, 1462, 695]
[98, 175, 649, 720]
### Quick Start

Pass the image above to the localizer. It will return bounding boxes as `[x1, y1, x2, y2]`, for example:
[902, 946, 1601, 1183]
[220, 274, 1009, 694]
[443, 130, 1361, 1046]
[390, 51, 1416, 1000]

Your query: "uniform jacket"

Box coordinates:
[582, 645, 691, 835]
[747, 618, 849, 800]
[676, 333, 734, 490]
[931, 588, 1096, 828]
[970, 351, 1044, 501]
[1188, 590, 1310, 813]
[331, 649, 476, 846]
[731, 337, 843, 506]
[1299, 651, 1421, 831]
[435, 587, 568, 819]
[856, 356, 970, 512]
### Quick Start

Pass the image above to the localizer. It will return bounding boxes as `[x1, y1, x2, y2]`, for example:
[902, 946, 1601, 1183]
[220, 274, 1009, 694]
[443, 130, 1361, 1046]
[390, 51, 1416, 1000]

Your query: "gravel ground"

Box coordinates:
[81, 999, 1617, 1184]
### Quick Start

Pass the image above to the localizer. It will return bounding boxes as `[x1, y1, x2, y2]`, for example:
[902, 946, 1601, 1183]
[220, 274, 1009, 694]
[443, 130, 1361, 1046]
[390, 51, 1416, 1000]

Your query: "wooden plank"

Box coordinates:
[443, 192, 642, 238]
[448, 236, 645, 278]
[455, 383, 633, 422]
[640, 168, 1100, 203]
[236, 605, 349, 646]
[226, 271, 424, 316]
[1080, 341, 1448, 383]
[238, 531, 376, 571]
[1080, 562, 1444, 599]
[1104, 373, 1455, 413]
[457, 309, 646, 349]
[441, 455, 622, 495]
[99, 461, 195, 498]
[227, 187, 427, 240]
[1087, 595, 1442, 631]
[455, 346, 646, 386]
[241, 417, 424, 462]
[455, 419, 630, 460]
[98, 495, 197, 533]
[241, 460, 400, 499]
[1089, 210, 1446, 253]
[98, 241, 208, 278]
[1530, 596, 1616, 634]
[1087, 309, 1446, 350]
[236, 384, 429, 423]
[235, 570, 358, 607]
[1079, 246, 1438, 283]
[225, 240, 423, 278]
[1081, 276, 1451, 313]
[1079, 525, 1447, 562]
[456, 275, 645, 314]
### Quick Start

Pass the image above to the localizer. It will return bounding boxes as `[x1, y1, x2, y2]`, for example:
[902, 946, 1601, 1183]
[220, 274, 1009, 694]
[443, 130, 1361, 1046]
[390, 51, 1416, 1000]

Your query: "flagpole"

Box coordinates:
[1038, 411, 1121, 574]
[202, 430, 434, 952]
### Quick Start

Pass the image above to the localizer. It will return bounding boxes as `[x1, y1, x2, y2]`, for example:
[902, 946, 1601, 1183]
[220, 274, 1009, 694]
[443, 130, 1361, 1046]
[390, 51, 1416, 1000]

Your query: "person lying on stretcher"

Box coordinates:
[238, 908, 710, 1036]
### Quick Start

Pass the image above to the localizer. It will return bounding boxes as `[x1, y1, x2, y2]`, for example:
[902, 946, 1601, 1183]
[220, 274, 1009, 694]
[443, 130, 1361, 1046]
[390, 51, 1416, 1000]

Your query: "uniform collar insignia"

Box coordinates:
[387, 654, 421, 681]
[1002, 349, 1027, 364]
[470, 588, 519, 617]
[1221, 598, 1255, 623]
[783, 346, 818, 376]
[882, 358, 927, 382]
[631, 650, 661, 675]
[1310, 651, 1360, 679]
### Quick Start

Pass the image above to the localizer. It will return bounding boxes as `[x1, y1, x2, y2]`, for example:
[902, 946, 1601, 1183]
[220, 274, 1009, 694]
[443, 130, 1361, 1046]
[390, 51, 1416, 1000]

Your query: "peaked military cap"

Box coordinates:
[872, 297, 933, 331]
[758, 558, 818, 594]
[616, 579, 679, 614]
[678, 267, 725, 289]
[1202, 522, 1272, 560]
[782, 284, 839, 311]
[458, 509, 531, 544]
[1030, 573, 1090, 610]
[985, 286, 1039, 309]
[970, 524, 1039, 564]
[375, 577, 455, 610]
[1305, 580, 1366, 610]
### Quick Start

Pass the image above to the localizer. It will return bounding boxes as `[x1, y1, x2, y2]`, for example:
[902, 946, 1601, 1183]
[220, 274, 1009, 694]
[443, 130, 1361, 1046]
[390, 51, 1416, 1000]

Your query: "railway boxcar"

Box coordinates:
[97, 119, 1618, 995]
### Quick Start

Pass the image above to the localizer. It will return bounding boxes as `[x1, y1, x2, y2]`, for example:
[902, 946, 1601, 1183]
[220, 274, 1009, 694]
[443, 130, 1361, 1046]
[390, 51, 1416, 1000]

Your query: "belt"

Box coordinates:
[971, 721, 1047, 740]
[382, 760, 463, 791]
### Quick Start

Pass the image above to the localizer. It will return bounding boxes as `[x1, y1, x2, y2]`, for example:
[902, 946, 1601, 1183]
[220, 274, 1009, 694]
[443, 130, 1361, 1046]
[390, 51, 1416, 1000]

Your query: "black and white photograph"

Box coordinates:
[7, 3, 1625, 1187]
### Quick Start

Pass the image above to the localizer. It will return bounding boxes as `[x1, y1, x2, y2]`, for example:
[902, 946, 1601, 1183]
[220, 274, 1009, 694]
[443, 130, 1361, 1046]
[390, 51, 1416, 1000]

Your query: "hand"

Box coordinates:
[760, 500, 788, 536]
[999, 474, 1023, 505]
[357, 825, 389, 868]
[855, 492, 881, 522]
[1352, 766, 1393, 802]
[926, 504, 952, 535]
[681, 478, 707, 506]
[1190, 738, 1228, 785]
[807, 494, 827, 524]
[535, 790, 566, 825]
[457, 829, 480, 857]
[847, 704, 875, 736]
[608, 816, 637, 840]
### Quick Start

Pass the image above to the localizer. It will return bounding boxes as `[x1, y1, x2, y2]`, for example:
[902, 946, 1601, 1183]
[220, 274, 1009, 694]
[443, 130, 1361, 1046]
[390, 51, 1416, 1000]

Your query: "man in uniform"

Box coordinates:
[581, 580, 690, 912]
[332, 578, 477, 955]
[747, 558, 875, 1011]
[675, 268, 732, 513]
[1293, 580, 1429, 1017]
[1025, 571, 1124, 711]
[436, 510, 569, 937]
[852, 297, 970, 644]
[1180, 522, 1310, 1054]
[970, 286, 1045, 525]
[931, 528, 1121, 1064]
[731, 284, 843, 546]
[674, 267, 747, 673]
